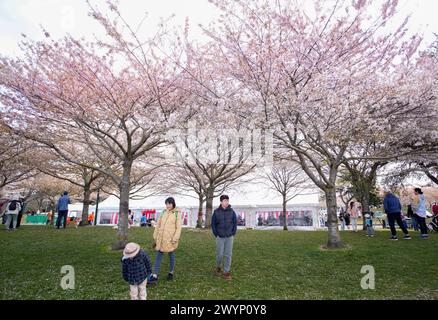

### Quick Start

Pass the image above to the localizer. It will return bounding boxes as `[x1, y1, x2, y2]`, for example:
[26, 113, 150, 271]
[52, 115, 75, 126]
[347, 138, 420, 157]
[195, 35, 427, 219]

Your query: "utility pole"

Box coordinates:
[94, 188, 100, 226]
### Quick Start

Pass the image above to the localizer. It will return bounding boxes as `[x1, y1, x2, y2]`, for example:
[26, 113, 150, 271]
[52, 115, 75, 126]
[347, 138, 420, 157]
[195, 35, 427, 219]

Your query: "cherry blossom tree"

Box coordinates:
[204, 0, 436, 248]
[25, 175, 82, 214]
[159, 38, 265, 229]
[0, 131, 37, 193]
[34, 151, 107, 226]
[166, 119, 260, 228]
[0, 4, 190, 249]
[0, 0, 435, 252]
[261, 160, 312, 230]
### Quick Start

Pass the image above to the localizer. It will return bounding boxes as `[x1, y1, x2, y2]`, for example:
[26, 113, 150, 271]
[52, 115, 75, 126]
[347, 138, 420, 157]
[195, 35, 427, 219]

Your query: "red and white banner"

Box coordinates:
[142, 209, 156, 219]
[111, 212, 118, 225]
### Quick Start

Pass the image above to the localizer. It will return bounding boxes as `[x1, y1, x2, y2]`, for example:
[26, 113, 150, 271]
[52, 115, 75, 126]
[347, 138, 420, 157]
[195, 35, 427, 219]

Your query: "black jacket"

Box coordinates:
[211, 205, 237, 238]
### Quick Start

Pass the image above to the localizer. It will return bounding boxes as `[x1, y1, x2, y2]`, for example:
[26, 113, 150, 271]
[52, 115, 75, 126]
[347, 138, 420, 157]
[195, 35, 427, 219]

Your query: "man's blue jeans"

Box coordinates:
[56, 210, 68, 228]
[216, 236, 234, 273]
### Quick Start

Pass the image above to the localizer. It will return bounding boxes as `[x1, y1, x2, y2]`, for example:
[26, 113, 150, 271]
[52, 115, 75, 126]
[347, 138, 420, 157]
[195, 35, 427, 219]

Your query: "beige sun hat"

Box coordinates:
[123, 242, 140, 259]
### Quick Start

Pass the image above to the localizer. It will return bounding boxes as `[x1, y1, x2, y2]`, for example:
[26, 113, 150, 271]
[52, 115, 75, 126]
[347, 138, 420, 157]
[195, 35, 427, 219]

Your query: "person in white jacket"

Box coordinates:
[3, 196, 22, 231]
[412, 188, 428, 239]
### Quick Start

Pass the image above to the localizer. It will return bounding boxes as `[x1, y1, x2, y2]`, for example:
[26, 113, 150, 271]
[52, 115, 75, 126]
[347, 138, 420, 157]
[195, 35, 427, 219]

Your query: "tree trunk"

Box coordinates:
[205, 188, 214, 229]
[282, 195, 288, 231]
[325, 187, 344, 249]
[361, 191, 370, 231]
[196, 195, 204, 228]
[112, 163, 132, 250]
[80, 184, 91, 226]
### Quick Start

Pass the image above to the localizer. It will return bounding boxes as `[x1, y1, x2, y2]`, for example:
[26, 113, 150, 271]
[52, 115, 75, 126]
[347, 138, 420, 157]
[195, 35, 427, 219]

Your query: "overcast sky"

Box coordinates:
[0, 0, 437, 57]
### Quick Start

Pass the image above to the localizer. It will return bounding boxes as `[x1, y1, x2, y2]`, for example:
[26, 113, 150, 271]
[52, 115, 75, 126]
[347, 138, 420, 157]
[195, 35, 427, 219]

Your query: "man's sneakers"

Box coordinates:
[223, 272, 232, 281]
[214, 267, 222, 276]
[167, 272, 174, 281]
[421, 234, 429, 239]
[390, 235, 412, 241]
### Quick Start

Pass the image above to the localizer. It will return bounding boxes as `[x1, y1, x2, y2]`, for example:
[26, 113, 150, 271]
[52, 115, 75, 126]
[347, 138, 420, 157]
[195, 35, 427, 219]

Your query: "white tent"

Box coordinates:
[95, 182, 321, 230]
[68, 203, 89, 218]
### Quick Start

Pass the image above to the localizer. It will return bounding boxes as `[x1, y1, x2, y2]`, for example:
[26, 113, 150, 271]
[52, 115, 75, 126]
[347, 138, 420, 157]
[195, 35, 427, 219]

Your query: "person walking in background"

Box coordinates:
[412, 188, 429, 239]
[88, 212, 95, 225]
[128, 209, 134, 229]
[344, 209, 351, 230]
[365, 213, 375, 237]
[383, 188, 411, 241]
[8, 197, 25, 229]
[212, 195, 237, 281]
[46, 210, 53, 226]
[56, 191, 70, 229]
[339, 208, 346, 231]
[13, 197, 25, 229]
[140, 214, 147, 227]
[348, 201, 359, 232]
[3, 196, 22, 231]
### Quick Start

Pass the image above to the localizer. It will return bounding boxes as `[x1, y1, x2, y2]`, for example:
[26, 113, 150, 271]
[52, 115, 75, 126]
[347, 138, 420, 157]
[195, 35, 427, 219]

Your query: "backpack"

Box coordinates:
[8, 200, 18, 211]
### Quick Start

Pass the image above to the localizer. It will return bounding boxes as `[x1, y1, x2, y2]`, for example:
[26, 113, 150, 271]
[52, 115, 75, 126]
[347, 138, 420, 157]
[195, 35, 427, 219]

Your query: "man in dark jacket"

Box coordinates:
[383, 188, 411, 241]
[56, 191, 70, 229]
[212, 195, 237, 281]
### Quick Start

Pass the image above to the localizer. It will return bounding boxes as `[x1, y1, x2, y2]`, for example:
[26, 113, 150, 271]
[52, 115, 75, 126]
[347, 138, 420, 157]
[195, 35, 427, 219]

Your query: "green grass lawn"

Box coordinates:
[1, 226, 437, 300]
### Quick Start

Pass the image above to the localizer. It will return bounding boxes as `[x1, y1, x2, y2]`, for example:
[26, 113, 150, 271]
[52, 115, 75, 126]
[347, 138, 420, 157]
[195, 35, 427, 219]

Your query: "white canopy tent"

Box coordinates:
[94, 182, 321, 230]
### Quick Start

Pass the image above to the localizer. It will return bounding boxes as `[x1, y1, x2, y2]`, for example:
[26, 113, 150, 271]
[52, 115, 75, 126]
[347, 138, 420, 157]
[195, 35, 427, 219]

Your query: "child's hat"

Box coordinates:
[123, 242, 140, 259]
